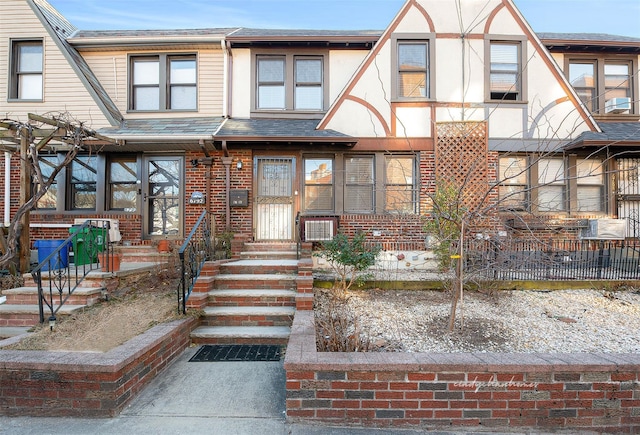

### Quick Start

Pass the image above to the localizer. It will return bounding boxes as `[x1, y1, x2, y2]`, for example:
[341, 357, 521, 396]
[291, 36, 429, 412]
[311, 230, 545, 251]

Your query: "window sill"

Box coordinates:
[391, 98, 434, 104]
[7, 98, 44, 103]
[485, 100, 527, 105]
[593, 113, 640, 122]
[126, 109, 198, 114]
[251, 111, 325, 119]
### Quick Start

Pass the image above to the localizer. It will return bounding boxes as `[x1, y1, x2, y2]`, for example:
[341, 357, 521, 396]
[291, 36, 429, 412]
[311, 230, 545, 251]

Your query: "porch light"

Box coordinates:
[49, 315, 56, 331]
[236, 160, 243, 170]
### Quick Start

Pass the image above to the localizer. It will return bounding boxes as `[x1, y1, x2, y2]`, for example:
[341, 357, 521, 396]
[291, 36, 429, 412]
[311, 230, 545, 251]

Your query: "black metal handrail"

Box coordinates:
[177, 210, 216, 314]
[33, 219, 112, 326]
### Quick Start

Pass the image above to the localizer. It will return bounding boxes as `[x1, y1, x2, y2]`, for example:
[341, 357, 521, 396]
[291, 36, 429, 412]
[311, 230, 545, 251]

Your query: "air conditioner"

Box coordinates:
[580, 218, 626, 240]
[74, 218, 121, 243]
[604, 97, 631, 114]
[302, 217, 337, 242]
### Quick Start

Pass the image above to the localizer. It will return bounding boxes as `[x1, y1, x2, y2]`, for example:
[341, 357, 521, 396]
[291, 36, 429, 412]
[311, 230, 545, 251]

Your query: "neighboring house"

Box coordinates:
[1, 0, 638, 263]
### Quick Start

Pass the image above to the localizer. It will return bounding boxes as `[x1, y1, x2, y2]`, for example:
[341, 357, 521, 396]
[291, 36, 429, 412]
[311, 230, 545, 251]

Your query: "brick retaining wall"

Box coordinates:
[0, 318, 196, 417]
[284, 311, 640, 432]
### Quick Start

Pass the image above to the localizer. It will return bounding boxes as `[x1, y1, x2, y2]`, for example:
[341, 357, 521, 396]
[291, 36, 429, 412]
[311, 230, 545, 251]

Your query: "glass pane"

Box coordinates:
[538, 158, 564, 185]
[499, 157, 527, 184]
[305, 159, 332, 184]
[258, 58, 284, 82]
[18, 44, 42, 72]
[170, 86, 197, 110]
[576, 88, 595, 111]
[569, 63, 595, 87]
[110, 159, 137, 183]
[398, 43, 427, 69]
[304, 185, 333, 211]
[170, 59, 196, 84]
[150, 197, 180, 235]
[18, 74, 42, 99]
[258, 85, 285, 109]
[491, 72, 517, 91]
[385, 186, 414, 213]
[386, 157, 413, 184]
[577, 186, 603, 212]
[133, 60, 159, 85]
[345, 185, 373, 212]
[73, 186, 96, 209]
[491, 43, 518, 66]
[538, 186, 565, 211]
[605, 88, 629, 100]
[295, 86, 322, 110]
[296, 59, 322, 83]
[258, 161, 291, 196]
[134, 87, 160, 110]
[111, 184, 137, 211]
[37, 184, 57, 209]
[499, 185, 527, 210]
[399, 72, 427, 97]
[577, 159, 603, 185]
[346, 157, 373, 183]
[72, 156, 97, 183]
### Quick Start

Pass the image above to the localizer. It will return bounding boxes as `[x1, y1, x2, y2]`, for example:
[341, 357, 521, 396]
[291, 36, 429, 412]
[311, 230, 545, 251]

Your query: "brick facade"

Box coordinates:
[285, 311, 640, 432]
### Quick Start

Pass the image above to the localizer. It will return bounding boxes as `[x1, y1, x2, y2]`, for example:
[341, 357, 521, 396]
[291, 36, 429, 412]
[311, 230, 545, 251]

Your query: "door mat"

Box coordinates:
[189, 345, 282, 362]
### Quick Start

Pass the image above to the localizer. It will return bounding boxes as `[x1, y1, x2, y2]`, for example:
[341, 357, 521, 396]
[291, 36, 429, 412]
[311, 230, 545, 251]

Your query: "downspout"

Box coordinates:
[221, 140, 232, 231]
[4, 152, 10, 226]
[223, 40, 233, 118]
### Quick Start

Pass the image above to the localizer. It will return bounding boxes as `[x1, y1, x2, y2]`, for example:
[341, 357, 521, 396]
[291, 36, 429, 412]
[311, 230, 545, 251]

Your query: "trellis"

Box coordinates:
[435, 121, 488, 210]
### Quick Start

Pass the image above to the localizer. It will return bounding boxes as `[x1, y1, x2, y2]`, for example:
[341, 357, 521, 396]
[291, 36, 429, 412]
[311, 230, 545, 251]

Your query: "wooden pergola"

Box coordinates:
[0, 113, 116, 273]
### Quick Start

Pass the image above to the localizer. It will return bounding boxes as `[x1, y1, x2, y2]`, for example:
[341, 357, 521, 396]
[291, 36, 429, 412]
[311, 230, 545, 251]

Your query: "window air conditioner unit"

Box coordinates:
[302, 217, 337, 242]
[580, 218, 626, 240]
[604, 97, 631, 114]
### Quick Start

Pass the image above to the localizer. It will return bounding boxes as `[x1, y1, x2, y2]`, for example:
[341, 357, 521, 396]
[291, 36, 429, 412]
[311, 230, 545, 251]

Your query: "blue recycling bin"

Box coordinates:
[34, 239, 69, 271]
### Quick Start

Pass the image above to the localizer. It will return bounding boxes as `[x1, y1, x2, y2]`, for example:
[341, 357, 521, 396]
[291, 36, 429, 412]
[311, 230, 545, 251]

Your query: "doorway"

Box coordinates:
[255, 157, 295, 241]
[142, 156, 184, 239]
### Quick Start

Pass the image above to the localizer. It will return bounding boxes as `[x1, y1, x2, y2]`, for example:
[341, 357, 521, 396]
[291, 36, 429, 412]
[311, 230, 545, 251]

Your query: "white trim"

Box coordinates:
[29, 223, 73, 229]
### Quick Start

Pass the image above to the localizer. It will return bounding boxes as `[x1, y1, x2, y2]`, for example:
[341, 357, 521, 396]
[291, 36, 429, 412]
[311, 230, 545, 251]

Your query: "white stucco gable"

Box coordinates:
[318, 0, 599, 144]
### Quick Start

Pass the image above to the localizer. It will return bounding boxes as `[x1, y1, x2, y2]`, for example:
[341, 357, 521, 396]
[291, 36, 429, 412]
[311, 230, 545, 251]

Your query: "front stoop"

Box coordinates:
[190, 242, 305, 346]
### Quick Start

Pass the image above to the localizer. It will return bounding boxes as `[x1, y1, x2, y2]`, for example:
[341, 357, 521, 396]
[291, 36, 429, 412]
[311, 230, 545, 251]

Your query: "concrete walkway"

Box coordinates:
[0, 346, 588, 435]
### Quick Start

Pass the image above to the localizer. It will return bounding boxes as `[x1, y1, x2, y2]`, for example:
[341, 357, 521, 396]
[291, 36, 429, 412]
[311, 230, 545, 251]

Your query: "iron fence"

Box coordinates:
[465, 238, 640, 280]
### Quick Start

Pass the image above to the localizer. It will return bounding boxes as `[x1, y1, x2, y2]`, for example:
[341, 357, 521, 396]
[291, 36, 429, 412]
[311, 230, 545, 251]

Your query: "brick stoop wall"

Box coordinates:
[0, 317, 196, 417]
[284, 311, 640, 432]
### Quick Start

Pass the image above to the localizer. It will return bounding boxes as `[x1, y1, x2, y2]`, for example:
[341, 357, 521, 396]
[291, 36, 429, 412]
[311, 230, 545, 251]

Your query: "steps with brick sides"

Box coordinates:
[190, 243, 300, 346]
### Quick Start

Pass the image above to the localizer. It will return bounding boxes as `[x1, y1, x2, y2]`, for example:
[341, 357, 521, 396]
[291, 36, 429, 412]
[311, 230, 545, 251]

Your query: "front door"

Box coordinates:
[143, 156, 184, 239]
[255, 157, 295, 241]
[618, 158, 640, 238]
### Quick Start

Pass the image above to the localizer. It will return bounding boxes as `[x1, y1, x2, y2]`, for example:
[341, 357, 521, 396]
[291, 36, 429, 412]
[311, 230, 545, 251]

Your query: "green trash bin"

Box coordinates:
[69, 225, 107, 266]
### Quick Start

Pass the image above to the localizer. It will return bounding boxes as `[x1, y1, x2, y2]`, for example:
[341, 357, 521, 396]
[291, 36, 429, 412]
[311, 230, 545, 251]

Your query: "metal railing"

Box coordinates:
[465, 238, 640, 281]
[34, 219, 113, 326]
[177, 210, 216, 314]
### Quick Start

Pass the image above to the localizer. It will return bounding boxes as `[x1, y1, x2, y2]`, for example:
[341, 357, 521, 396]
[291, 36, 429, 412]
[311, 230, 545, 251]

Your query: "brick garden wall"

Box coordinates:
[285, 311, 640, 432]
[0, 318, 196, 417]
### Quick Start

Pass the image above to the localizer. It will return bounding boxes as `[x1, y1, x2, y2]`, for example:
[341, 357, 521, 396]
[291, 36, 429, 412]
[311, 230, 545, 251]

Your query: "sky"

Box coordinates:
[46, 0, 640, 38]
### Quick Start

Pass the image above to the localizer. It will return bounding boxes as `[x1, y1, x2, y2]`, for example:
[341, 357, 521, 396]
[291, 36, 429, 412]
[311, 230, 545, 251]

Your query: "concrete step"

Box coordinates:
[0, 304, 88, 327]
[201, 306, 294, 327]
[190, 325, 290, 345]
[220, 259, 299, 275]
[243, 242, 297, 252]
[208, 289, 296, 306]
[2, 286, 103, 306]
[240, 251, 298, 260]
[214, 274, 297, 290]
[0, 326, 31, 339]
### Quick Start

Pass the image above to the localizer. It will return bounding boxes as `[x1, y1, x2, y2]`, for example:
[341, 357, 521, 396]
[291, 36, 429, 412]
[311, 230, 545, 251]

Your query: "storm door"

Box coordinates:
[255, 157, 294, 241]
[143, 156, 184, 238]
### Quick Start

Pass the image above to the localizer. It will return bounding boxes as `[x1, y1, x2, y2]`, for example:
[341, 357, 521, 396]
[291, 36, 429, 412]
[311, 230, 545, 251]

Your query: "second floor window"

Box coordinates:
[10, 40, 43, 100]
[569, 62, 596, 112]
[131, 54, 197, 111]
[397, 42, 429, 98]
[489, 42, 521, 101]
[255, 54, 325, 112]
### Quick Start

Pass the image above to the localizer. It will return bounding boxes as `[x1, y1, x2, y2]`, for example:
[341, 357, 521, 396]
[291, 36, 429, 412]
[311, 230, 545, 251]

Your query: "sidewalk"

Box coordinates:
[0, 346, 585, 435]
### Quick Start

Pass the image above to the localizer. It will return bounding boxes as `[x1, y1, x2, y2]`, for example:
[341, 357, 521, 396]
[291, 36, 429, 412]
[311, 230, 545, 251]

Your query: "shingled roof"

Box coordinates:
[566, 122, 640, 149]
[31, 0, 124, 126]
[216, 119, 354, 143]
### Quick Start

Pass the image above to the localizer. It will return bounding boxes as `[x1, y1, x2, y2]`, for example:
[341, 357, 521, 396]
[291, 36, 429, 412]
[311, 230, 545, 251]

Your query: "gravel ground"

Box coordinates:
[315, 284, 640, 353]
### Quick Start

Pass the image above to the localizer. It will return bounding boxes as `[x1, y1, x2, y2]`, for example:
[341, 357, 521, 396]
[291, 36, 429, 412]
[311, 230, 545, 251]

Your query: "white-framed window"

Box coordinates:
[130, 54, 197, 111]
[10, 40, 43, 100]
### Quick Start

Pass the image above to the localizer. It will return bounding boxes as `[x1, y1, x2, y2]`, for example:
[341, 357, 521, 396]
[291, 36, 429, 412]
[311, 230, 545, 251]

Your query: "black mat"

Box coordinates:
[189, 345, 282, 362]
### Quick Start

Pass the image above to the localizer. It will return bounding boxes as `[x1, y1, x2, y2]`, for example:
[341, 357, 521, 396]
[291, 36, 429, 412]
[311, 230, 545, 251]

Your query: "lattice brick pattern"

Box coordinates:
[435, 122, 488, 210]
